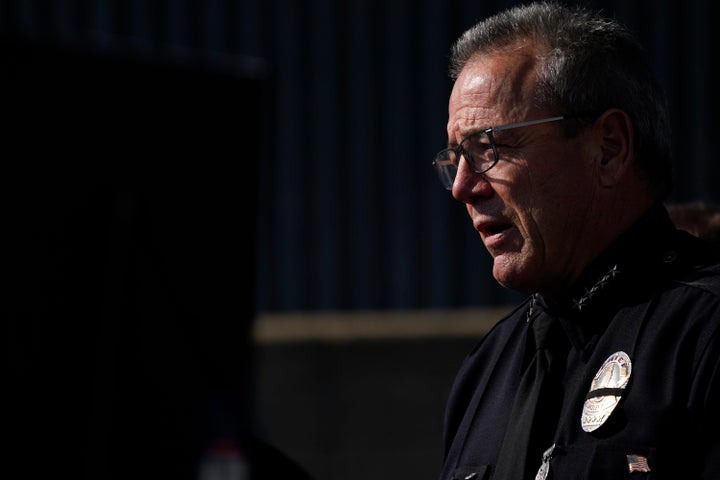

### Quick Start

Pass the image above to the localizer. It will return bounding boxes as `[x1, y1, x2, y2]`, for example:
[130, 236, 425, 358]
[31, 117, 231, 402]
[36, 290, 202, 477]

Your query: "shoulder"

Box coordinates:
[649, 239, 720, 366]
[465, 298, 531, 356]
[675, 264, 720, 298]
[448, 299, 531, 392]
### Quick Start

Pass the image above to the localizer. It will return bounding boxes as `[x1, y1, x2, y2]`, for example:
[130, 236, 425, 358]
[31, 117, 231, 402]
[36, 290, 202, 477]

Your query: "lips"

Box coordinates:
[475, 221, 511, 237]
[474, 220, 514, 250]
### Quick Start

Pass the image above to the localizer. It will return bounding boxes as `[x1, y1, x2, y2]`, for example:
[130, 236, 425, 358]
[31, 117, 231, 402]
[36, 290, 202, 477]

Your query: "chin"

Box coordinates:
[492, 265, 518, 290]
[492, 257, 532, 293]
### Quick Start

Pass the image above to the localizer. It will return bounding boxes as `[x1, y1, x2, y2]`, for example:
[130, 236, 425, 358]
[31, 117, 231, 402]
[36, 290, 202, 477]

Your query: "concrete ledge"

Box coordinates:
[253, 307, 515, 343]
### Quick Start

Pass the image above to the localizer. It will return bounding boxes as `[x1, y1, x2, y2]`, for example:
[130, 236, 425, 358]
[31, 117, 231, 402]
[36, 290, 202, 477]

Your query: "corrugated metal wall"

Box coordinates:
[3, 0, 717, 313]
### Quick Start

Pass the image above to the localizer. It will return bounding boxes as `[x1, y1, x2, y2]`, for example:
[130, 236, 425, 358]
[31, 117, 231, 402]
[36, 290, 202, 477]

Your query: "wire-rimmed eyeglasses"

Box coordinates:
[432, 114, 582, 190]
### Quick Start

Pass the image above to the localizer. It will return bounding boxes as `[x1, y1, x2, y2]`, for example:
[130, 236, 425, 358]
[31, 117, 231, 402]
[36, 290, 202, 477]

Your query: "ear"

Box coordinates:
[595, 108, 634, 187]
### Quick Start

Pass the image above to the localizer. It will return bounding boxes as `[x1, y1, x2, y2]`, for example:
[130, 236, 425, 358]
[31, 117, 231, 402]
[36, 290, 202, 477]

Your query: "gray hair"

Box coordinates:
[449, 1, 673, 198]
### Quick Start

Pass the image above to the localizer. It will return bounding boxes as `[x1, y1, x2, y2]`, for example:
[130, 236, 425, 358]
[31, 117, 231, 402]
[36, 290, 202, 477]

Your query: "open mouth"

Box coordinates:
[485, 224, 511, 235]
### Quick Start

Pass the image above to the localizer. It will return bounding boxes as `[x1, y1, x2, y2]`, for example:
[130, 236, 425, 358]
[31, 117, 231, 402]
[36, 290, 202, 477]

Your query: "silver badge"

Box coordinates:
[534, 444, 558, 480]
[581, 351, 632, 432]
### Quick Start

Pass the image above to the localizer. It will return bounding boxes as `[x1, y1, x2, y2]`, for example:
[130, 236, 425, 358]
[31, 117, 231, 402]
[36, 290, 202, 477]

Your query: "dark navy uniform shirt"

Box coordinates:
[439, 204, 720, 480]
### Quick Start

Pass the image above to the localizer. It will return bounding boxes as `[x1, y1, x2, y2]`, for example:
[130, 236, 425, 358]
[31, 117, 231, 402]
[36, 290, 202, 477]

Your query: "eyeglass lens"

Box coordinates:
[433, 130, 496, 190]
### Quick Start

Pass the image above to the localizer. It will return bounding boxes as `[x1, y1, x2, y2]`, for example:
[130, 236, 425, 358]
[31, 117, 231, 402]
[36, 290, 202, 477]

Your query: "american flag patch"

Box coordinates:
[627, 454, 651, 473]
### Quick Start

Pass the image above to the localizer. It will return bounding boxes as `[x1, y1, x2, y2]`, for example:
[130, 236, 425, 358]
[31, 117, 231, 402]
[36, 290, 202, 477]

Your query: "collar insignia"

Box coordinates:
[572, 264, 620, 311]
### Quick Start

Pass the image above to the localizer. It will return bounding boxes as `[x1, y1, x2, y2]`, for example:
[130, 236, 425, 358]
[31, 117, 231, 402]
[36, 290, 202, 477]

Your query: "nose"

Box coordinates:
[452, 155, 492, 202]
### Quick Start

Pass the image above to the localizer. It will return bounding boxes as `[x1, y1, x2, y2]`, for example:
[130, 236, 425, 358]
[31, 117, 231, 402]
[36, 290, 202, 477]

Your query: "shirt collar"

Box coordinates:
[533, 202, 679, 355]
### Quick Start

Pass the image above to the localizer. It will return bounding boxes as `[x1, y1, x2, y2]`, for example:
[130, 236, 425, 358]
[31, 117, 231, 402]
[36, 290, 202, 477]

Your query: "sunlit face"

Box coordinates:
[447, 48, 600, 295]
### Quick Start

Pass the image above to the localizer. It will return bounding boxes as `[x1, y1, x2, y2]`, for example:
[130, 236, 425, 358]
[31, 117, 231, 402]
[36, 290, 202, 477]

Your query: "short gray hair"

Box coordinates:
[449, 1, 673, 198]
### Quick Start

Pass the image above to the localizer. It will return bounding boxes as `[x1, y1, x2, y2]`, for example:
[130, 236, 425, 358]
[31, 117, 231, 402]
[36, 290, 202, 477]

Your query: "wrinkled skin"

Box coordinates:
[446, 44, 651, 298]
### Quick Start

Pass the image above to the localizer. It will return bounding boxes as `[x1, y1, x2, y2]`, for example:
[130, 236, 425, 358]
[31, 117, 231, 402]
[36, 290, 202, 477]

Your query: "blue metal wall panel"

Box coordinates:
[2, 0, 716, 312]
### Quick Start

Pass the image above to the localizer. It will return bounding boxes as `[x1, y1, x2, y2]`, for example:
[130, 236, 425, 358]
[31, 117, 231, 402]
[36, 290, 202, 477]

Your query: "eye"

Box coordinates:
[462, 131, 493, 150]
[487, 131, 511, 148]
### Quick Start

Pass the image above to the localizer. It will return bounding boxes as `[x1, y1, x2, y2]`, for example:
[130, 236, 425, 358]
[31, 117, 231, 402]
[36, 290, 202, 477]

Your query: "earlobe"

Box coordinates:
[596, 108, 633, 186]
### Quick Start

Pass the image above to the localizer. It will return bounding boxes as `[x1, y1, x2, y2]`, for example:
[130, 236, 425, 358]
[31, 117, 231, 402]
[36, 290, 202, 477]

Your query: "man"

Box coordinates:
[432, 2, 720, 479]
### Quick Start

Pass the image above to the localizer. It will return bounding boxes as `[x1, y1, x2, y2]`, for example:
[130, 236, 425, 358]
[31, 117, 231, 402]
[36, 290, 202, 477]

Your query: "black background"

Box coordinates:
[3, 37, 286, 478]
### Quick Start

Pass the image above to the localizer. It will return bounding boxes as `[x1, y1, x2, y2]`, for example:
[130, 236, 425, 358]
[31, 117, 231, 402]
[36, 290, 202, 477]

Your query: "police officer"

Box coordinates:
[432, 2, 720, 479]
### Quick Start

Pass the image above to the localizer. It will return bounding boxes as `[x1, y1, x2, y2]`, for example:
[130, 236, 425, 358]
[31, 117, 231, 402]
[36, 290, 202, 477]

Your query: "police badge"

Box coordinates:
[581, 351, 632, 432]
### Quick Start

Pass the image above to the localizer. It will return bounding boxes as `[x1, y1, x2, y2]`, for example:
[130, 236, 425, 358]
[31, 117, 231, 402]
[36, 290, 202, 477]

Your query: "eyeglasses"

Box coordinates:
[432, 114, 576, 190]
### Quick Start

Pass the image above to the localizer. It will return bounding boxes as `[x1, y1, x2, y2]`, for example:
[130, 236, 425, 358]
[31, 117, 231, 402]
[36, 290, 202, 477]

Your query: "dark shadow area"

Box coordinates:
[4, 36, 309, 479]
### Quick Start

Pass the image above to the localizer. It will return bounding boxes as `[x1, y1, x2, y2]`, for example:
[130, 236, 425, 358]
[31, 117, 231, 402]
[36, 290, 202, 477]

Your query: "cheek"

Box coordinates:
[514, 206, 544, 258]
[508, 166, 584, 251]
[523, 146, 593, 206]
[524, 176, 595, 264]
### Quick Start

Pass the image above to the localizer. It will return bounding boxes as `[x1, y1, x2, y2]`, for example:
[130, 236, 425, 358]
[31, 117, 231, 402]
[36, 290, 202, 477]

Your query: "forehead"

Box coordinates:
[448, 47, 540, 135]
